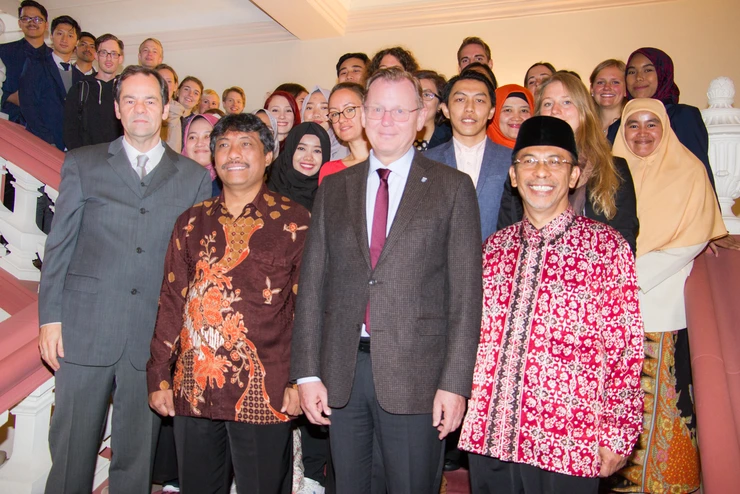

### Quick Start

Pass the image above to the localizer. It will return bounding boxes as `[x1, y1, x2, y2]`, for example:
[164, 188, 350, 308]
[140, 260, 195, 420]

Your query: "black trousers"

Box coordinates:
[173, 416, 292, 494]
[468, 454, 599, 494]
[329, 349, 445, 494]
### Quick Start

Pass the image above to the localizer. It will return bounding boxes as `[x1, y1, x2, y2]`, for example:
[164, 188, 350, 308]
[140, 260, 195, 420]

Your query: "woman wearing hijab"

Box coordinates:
[182, 113, 221, 197]
[498, 71, 639, 253]
[264, 90, 301, 152]
[487, 84, 534, 148]
[267, 122, 330, 211]
[625, 47, 713, 186]
[252, 108, 280, 162]
[301, 86, 349, 161]
[320, 82, 370, 185]
[607, 98, 726, 494]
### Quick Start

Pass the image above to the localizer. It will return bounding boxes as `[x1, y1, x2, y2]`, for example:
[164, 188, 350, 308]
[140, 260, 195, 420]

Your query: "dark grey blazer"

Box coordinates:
[291, 152, 483, 414]
[425, 138, 512, 241]
[38, 137, 212, 369]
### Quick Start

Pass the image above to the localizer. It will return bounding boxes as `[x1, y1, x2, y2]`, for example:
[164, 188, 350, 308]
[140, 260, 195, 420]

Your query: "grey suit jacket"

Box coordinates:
[425, 138, 511, 241]
[38, 137, 212, 369]
[291, 152, 482, 414]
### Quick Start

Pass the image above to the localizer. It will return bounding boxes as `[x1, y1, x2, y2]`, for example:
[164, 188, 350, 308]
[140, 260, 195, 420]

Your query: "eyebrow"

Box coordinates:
[453, 90, 488, 98]
[626, 117, 660, 125]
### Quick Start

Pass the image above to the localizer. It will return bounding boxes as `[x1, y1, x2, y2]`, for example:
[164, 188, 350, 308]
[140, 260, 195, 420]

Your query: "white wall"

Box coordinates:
[132, 0, 740, 111]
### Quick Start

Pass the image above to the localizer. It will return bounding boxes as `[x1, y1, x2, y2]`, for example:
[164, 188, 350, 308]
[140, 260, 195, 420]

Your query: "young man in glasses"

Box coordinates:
[0, 1, 49, 123]
[292, 67, 482, 493]
[458, 116, 644, 494]
[427, 70, 510, 241]
[63, 33, 124, 150]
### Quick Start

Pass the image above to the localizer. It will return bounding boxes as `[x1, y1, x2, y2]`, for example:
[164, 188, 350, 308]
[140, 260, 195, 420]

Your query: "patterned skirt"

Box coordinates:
[605, 330, 700, 494]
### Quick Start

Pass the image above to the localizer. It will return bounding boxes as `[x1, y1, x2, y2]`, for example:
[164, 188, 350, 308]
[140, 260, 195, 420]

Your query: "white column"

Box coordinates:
[0, 159, 46, 280]
[0, 378, 55, 494]
[702, 77, 740, 234]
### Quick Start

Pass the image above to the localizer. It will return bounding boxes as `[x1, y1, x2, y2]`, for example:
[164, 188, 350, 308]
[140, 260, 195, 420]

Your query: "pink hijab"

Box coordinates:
[181, 113, 221, 180]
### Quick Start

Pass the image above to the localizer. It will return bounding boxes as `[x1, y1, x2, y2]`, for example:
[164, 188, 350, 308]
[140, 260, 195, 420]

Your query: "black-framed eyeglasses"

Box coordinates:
[20, 16, 45, 24]
[327, 106, 360, 123]
[97, 50, 121, 59]
[422, 91, 440, 101]
[364, 105, 421, 122]
[513, 157, 574, 169]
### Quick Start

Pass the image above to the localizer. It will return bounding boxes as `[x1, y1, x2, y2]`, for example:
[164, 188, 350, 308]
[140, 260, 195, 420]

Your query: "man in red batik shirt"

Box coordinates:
[459, 116, 644, 494]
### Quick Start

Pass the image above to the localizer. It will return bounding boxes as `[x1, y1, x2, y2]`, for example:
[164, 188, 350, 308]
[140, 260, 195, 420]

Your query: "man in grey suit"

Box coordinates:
[38, 65, 211, 493]
[292, 67, 482, 493]
[426, 70, 511, 241]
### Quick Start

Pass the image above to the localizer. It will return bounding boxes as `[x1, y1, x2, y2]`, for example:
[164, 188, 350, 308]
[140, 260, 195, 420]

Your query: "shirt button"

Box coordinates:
[130, 289, 138, 295]
[140, 182, 146, 187]
[140, 208, 147, 214]
[368, 279, 376, 285]
[136, 247, 143, 253]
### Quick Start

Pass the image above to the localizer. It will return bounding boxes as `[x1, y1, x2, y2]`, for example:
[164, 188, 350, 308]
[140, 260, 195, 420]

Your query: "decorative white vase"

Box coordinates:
[702, 77, 740, 234]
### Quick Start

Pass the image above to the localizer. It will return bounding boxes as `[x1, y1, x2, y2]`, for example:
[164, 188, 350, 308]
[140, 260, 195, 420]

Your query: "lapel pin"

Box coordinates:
[421, 177, 428, 183]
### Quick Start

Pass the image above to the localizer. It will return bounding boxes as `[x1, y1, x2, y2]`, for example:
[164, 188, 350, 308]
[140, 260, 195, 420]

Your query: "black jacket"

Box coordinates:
[63, 76, 123, 150]
[497, 156, 639, 254]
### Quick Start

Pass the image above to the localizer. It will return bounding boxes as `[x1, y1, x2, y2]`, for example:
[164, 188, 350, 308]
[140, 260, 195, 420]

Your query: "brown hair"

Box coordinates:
[367, 47, 419, 77]
[535, 72, 621, 220]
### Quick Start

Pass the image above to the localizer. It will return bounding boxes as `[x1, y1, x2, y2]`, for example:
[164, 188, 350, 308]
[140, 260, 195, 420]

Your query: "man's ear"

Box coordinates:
[508, 165, 518, 188]
[568, 164, 581, 189]
[440, 103, 450, 120]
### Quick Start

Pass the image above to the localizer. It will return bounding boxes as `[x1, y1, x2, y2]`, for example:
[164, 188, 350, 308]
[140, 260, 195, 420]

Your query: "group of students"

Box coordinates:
[3, 1, 732, 493]
[164, 38, 728, 494]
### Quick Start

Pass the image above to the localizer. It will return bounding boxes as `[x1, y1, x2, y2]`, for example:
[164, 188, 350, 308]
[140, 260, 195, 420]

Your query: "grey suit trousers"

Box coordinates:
[329, 350, 445, 494]
[45, 350, 160, 494]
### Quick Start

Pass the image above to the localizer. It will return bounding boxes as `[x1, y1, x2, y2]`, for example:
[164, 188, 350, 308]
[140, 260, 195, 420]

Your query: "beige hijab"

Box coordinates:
[612, 98, 725, 258]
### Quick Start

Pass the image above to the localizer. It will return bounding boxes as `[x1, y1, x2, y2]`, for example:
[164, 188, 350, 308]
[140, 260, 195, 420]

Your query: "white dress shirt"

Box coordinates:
[51, 52, 72, 71]
[121, 137, 166, 177]
[452, 136, 486, 187]
[296, 147, 415, 383]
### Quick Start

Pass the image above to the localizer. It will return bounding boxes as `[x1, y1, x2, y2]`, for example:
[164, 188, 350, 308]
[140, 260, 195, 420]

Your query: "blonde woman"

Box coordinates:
[498, 71, 638, 253]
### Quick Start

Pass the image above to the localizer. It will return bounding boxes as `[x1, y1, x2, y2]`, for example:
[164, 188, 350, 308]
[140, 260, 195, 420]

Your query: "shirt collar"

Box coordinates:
[214, 183, 273, 219]
[121, 136, 165, 167]
[521, 206, 576, 244]
[51, 51, 71, 69]
[452, 136, 487, 153]
[368, 147, 415, 180]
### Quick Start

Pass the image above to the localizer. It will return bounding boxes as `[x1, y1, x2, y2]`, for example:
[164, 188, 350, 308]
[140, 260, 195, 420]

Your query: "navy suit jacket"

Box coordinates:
[0, 39, 49, 123]
[426, 138, 511, 241]
[19, 49, 84, 150]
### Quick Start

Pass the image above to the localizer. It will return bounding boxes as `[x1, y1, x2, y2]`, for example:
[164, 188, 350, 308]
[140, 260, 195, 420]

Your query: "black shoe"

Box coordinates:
[443, 458, 462, 472]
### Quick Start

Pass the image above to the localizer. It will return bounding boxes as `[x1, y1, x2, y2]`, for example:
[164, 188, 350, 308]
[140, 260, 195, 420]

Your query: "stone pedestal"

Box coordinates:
[702, 77, 740, 234]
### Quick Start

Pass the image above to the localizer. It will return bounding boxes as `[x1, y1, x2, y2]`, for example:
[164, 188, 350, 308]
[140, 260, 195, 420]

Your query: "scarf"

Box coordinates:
[487, 84, 534, 148]
[267, 122, 331, 211]
[626, 47, 680, 105]
[612, 98, 724, 257]
[181, 113, 221, 181]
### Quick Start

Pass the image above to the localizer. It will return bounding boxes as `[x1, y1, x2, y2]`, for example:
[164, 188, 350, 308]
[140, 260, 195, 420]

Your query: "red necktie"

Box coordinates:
[365, 168, 391, 334]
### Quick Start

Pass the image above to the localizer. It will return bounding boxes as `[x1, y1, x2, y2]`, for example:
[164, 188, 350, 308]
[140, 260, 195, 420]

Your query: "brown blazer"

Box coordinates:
[291, 152, 483, 414]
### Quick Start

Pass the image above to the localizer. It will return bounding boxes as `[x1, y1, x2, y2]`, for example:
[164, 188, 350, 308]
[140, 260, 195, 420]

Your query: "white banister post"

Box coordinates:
[0, 377, 55, 494]
[0, 159, 46, 280]
[702, 77, 740, 234]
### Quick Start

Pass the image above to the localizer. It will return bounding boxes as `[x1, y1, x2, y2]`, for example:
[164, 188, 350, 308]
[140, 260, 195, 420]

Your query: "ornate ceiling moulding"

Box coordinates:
[346, 0, 675, 33]
[119, 21, 295, 52]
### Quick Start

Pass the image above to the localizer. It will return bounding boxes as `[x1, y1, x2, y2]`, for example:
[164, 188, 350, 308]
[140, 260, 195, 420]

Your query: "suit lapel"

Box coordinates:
[48, 56, 66, 99]
[376, 155, 431, 267]
[476, 139, 497, 198]
[107, 138, 144, 198]
[347, 161, 371, 269]
[144, 145, 178, 198]
[444, 141, 458, 170]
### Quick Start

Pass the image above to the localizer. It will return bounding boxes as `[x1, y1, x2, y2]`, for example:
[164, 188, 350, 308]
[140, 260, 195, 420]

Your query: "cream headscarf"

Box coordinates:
[612, 98, 725, 257]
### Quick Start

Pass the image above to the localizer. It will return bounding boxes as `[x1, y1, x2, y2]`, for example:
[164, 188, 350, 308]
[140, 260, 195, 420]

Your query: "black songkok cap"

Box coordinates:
[512, 115, 578, 162]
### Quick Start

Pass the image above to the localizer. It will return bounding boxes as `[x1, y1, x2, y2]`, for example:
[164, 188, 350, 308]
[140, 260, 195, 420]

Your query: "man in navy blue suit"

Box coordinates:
[19, 14, 84, 151]
[426, 70, 511, 241]
[0, 1, 50, 124]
